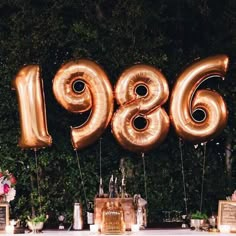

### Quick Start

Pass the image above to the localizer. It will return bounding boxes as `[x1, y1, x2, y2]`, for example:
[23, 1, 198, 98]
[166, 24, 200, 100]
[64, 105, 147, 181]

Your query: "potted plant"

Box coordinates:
[190, 211, 208, 230]
[27, 214, 47, 233]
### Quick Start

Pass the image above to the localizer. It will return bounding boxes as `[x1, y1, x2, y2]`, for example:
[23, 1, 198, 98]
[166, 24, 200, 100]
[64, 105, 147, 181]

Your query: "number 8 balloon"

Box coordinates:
[169, 55, 229, 143]
[112, 64, 170, 153]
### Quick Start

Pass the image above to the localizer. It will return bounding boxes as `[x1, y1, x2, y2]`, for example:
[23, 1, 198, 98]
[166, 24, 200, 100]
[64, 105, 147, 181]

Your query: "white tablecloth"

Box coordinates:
[4, 229, 231, 236]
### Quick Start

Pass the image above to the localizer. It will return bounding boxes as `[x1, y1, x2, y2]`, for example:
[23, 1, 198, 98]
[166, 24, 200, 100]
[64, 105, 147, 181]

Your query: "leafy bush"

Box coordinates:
[191, 211, 208, 220]
[27, 215, 47, 223]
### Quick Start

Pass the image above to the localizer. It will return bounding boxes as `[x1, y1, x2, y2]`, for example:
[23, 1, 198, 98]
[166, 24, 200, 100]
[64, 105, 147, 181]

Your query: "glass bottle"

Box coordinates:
[98, 177, 104, 197]
[87, 201, 94, 225]
[108, 175, 115, 198]
[114, 177, 118, 198]
[120, 178, 126, 198]
[101, 201, 125, 234]
[73, 202, 83, 230]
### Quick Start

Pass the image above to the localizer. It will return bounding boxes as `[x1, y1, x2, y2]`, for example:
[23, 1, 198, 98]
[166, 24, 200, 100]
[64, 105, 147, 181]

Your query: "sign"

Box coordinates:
[0, 203, 9, 231]
[218, 200, 236, 233]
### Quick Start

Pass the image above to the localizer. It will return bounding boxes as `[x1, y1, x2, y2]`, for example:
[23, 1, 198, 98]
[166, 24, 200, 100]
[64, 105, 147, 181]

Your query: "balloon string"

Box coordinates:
[34, 150, 42, 214]
[179, 139, 188, 215]
[142, 153, 148, 202]
[99, 138, 102, 180]
[200, 143, 207, 213]
[75, 150, 88, 210]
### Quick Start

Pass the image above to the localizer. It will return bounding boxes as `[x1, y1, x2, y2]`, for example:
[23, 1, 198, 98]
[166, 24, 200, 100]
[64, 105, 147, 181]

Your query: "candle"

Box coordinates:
[131, 224, 140, 232]
[90, 224, 99, 233]
[5, 225, 14, 234]
[219, 225, 231, 233]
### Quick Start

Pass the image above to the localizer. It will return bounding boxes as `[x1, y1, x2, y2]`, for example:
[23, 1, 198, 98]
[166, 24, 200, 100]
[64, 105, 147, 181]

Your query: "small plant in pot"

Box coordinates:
[27, 214, 47, 233]
[190, 211, 208, 230]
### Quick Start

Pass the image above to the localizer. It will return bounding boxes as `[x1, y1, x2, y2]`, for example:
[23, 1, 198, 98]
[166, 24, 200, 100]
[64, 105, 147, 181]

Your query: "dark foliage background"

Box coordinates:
[0, 0, 236, 227]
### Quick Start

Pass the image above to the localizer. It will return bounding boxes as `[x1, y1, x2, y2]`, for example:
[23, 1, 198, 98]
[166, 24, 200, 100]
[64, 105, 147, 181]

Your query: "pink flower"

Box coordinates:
[232, 191, 236, 201]
[9, 174, 16, 185]
[3, 184, 10, 194]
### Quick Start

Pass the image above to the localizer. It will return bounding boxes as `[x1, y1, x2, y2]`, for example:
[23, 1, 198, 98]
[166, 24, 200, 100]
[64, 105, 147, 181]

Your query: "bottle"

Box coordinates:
[135, 195, 147, 229]
[120, 178, 126, 198]
[108, 175, 115, 198]
[73, 202, 83, 230]
[101, 201, 125, 234]
[98, 177, 104, 197]
[87, 202, 94, 225]
[114, 177, 118, 198]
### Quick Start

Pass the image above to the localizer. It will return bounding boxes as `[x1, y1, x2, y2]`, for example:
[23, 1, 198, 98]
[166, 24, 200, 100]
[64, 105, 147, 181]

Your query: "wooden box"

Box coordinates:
[218, 200, 236, 233]
[94, 198, 135, 230]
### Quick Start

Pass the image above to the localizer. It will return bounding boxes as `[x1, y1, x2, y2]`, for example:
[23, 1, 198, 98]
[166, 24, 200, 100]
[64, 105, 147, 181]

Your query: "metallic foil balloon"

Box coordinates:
[12, 65, 52, 149]
[53, 59, 114, 150]
[169, 55, 229, 143]
[112, 64, 170, 153]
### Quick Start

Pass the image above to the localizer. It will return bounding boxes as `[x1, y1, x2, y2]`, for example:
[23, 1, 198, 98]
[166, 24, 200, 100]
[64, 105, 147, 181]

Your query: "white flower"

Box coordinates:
[0, 185, 4, 195]
[6, 188, 16, 202]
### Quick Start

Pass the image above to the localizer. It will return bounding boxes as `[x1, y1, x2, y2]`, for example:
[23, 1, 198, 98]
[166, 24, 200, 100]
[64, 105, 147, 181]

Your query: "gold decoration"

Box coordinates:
[170, 55, 229, 143]
[52, 59, 114, 150]
[12, 65, 52, 149]
[112, 64, 170, 153]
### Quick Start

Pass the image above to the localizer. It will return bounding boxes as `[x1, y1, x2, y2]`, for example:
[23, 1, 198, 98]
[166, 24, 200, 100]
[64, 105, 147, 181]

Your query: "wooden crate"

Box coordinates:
[94, 198, 135, 230]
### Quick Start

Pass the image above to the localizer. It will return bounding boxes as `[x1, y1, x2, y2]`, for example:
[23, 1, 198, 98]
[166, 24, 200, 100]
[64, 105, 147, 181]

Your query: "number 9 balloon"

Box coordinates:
[53, 59, 114, 150]
[112, 64, 170, 153]
[169, 54, 229, 143]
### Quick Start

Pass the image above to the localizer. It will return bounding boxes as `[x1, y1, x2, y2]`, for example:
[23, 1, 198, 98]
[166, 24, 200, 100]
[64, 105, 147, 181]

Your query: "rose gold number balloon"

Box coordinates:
[53, 59, 114, 150]
[112, 64, 170, 153]
[12, 65, 52, 149]
[170, 55, 229, 143]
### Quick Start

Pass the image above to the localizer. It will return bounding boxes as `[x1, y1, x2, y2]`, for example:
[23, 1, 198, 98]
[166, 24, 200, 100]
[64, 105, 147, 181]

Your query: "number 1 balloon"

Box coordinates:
[12, 65, 52, 149]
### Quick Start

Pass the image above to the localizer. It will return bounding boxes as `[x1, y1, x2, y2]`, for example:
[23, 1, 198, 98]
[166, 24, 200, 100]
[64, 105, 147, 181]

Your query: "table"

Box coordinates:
[2, 229, 232, 236]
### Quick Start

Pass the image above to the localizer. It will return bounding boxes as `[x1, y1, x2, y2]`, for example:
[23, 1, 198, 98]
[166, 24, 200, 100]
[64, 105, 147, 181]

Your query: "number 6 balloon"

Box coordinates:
[169, 54, 229, 143]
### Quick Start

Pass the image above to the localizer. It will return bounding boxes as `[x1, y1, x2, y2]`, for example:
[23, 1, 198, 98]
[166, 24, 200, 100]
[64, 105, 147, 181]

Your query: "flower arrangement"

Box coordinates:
[231, 190, 236, 201]
[0, 169, 16, 202]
